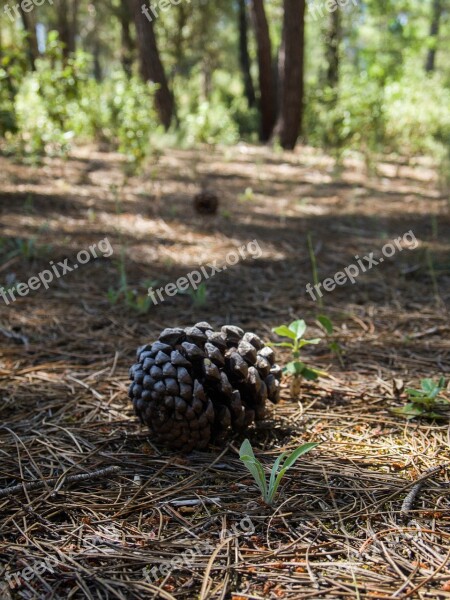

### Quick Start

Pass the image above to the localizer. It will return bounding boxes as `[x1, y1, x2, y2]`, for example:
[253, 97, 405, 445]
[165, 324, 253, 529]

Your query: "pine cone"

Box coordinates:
[129, 323, 281, 452]
[193, 191, 219, 215]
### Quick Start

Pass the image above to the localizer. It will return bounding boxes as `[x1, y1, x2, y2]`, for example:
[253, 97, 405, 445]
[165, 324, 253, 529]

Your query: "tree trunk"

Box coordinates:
[119, 0, 134, 77]
[19, 7, 39, 70]
[425, 0, 442, 72]
[325, 7, 341, 88]
[274, 0, 306, 150]
[238, 0, 256, 108]
[130, 0, 174, 130]
[250, 0, 276, 141]
[56, 0, 78, 59]
[93, 41, 102, 82]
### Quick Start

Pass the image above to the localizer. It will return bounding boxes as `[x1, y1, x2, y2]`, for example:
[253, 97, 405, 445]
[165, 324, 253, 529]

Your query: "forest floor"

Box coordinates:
[0, 143, 449, 600]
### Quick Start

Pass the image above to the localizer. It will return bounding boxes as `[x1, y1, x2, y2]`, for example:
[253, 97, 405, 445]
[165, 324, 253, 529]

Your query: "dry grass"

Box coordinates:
[0, 143, 449, 599]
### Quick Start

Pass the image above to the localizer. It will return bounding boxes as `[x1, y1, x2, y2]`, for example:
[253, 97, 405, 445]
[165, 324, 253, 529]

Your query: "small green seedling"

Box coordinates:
[107, 249, 157, 314]
[239, 439, 319, 505]
[187, 282, 208, 307]
[392, 377, 448, 420]
[238, 187, 254, 202]
[316, 314, 344, 367]
[272, 319, 325, 395]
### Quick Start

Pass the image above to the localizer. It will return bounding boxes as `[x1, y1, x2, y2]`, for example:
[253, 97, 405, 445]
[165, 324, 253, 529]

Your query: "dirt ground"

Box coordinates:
[0, 143, 449, 599]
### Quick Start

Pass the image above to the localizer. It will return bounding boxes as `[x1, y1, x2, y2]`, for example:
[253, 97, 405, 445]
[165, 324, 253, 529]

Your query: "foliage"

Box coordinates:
[0, 40, 28, 137]
[239, 439, 319, 505]
[107, 249, 156, 314]
[0, 237, 51, 261]
[82, 74, 161, 173]
[392, 377, 448, 420]
[272, 319, 324, 384]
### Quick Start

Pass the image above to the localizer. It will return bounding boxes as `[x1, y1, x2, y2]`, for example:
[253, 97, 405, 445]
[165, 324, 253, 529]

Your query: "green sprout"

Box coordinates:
[316, 314, 344, 367]
[107, 248, 157, 314]
[188, 282, 208, 307]
[392, 377, 448, 420]
[272, 319, 325, 396]
[239, 439, 319, 505]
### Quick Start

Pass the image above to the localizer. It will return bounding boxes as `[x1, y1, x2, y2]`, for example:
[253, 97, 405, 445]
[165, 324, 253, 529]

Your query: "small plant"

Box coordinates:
[187, 282, 208, 308]
[238, 187, 254, 202]
[272, 319, 325, 396]
[0, 237, 51, 261]
[392, 377, 448, 420]
[307, 235, 344, 366]
[239, 439, 319, 505]
[107, 248, 156, 314]
[316, 314, 344, 367]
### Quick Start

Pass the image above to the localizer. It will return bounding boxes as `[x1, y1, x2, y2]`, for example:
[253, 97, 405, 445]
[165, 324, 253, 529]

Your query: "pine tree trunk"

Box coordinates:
[56, 0, 77, 59]
[274, 0, 306, 150]
[238, 0, 256, 108]
[19, 7, 39, 70]
[250, 0, 276, 141]
[130, 0, 174, 130]
[325, 7, 341, 88]
[119, 0, 134, 77]
[425, 0, 442, 72]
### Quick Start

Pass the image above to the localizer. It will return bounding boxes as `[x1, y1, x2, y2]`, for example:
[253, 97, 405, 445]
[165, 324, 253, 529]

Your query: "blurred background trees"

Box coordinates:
[0, 0, 449, 175]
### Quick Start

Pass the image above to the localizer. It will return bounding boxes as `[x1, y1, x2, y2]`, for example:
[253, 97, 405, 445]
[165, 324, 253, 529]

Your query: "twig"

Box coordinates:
[400, 464, 445, 515]
[0, 466, 121, 498]
[165, 497, 221, 507]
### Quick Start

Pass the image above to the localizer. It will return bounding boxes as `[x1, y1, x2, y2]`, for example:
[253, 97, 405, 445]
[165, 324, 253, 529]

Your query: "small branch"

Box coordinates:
[165, 497, 222, 507]
[0, 466, 121, 498]
[400, 465, 444, 515]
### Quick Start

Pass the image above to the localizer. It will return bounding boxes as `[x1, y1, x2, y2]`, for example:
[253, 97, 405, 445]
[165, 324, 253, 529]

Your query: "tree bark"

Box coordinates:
[425, 0, 442, 72]
[274, 0, 306, 150]
[250, 0, 276, 141]
[119, 0, 134, 77]
[19, 7, 39, 70]
[130, 0, 174, 130]
[325, 7, 341, 88]
[55, 0, 78, 59]
[238, 0, 256, 108]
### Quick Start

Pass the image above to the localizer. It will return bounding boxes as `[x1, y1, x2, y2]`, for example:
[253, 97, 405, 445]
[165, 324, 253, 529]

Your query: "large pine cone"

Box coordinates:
[129, 323, 281, 452]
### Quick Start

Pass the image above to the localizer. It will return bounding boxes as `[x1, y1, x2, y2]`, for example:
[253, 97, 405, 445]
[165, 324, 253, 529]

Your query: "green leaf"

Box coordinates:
[239, 440, 268, 500]
[392, 403, 424, 417]
[301, 367, 320, 381]
[268, 451, 289, 496]
[421, 378, 436, 394]
[288, 320, 307, 341]
[267, 442, 319, 504]
[272, 325, 297, 341]
[317, 315, 334, 335]
[240, 438, 255, 460]
[298, 338, 321, 348]
[272, 342, 295, 349]
[281, 443, 320, 470]
[284, 361, 305, 376]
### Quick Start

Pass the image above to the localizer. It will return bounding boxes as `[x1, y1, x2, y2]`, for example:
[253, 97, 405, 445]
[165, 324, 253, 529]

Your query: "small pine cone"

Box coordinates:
[193, 191, 219, 215]
[129, 323, 281, 452]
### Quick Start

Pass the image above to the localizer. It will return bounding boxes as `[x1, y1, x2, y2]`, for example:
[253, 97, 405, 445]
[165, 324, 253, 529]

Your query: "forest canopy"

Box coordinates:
[0, 0, 449, 176]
